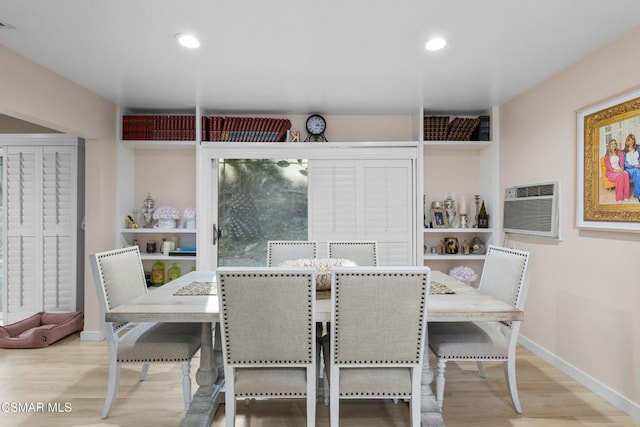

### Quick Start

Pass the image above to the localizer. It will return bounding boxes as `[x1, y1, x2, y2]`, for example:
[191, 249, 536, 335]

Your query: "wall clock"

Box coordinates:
[304, 114, 328, 142]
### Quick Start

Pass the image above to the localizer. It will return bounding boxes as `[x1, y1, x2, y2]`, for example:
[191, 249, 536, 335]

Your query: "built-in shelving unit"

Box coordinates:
[114, 106, 499, 273]
[116, 108, 199, 280]
[419, 108, 499, 277]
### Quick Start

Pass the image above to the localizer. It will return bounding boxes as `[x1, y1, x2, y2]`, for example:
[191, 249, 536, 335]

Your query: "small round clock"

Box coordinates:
[305, 114, 327, 141]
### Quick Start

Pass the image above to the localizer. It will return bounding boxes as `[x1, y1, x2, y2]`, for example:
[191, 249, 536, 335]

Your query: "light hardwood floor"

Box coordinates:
[0, 333, 638, 427]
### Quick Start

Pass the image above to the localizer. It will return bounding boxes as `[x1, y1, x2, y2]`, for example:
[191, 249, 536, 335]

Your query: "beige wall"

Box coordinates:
[0, 45, 118, 336]
[500, 26, 640, 414]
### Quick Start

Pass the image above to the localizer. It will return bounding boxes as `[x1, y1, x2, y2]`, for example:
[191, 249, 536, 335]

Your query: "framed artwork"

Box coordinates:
[577, 88, 640, 231]
[430, 208, 449, 228]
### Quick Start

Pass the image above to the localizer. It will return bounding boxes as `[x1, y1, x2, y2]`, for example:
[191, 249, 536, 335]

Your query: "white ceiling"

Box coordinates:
[2, 0, 640, 116]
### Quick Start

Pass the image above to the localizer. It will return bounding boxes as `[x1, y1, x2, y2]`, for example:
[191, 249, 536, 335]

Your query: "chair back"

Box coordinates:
[327, 240, 378, 266]
[216, 267, 316, 366]
[90, 246, 147, 331]
[267, 240, 318, 266]
[478, 245, 530, 311]
[330, 266, 430, 366]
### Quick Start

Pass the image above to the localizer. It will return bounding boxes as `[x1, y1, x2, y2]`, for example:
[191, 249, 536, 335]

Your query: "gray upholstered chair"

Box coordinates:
[327, 240, 378, 266]
[90, 246, 202, 418]
[267, 240, 318, 266]
[216, 267, 317, 427]
[428, 245, 530, 413]
[323, 266, 431, 427]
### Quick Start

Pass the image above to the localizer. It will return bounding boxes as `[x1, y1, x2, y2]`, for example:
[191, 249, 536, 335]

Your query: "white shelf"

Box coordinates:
[423, 140, 492, 152]
[423, 254, 486, 261]
[121, 228, 196, 234]
[423, 228, 494, 233]
[121, 140, 196, 149]
[140, 254, 196, 261]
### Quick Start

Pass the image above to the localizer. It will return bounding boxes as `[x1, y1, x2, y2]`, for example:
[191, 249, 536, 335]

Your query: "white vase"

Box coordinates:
[185, 218, 196, 229]
[156, 218, 176, 229]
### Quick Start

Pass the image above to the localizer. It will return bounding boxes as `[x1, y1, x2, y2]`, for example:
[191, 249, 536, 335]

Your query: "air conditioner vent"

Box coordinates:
[515, 184, 555, 198]
[504, 180, 560, 238]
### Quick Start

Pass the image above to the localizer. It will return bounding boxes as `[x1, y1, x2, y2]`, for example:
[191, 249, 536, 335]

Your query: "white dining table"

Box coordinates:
[105, 269, 522, 427]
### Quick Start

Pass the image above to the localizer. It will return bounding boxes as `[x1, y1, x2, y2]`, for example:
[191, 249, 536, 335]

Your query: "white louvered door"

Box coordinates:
[361, 160, 414, 265]
[3, 143, 77, 323]
[309, 159, 414, 265]
[42, 147, 75, 313]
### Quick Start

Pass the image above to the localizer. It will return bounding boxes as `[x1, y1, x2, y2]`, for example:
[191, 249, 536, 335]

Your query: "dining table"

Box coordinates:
[105, 269, 523, 427]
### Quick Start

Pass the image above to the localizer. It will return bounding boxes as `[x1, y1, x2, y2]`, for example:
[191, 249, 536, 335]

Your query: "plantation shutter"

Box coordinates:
[309, 159, 414, 265]
[42, 146, 75, 312]
[309, 160, 358, 247]
[5, 147, 39, 321]
[3, 141, 78, 323]
[361, 160, 413, 265]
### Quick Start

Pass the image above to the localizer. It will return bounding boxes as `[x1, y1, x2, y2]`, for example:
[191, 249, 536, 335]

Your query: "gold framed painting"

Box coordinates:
[577, 88, 640, 231]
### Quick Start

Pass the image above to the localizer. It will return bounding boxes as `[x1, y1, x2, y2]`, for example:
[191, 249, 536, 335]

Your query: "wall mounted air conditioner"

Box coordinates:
[503, 180, 560, 239]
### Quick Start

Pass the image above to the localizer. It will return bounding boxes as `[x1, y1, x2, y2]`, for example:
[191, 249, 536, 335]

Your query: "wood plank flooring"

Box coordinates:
[0, 333, 637, 426]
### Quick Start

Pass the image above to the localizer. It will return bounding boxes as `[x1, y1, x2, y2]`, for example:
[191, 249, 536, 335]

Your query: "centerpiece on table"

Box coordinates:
[449, 265, 478, 286]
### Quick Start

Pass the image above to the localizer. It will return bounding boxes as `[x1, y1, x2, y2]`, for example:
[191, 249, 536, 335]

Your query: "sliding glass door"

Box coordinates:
[216, 158, 308, 266]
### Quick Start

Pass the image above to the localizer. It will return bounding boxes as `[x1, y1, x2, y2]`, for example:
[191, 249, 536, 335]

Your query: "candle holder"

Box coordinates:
[458, 195, 469, 228]
[473, 194, 481, 228]
[460, 213, 469, 228]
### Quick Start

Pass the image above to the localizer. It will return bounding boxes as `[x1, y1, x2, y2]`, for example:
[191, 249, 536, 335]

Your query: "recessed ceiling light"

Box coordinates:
[425, 37, 447, 52]
[175, 33, 200, 49]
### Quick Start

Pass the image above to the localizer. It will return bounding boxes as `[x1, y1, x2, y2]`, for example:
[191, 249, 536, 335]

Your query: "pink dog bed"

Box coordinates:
[0, 312, 84, 349]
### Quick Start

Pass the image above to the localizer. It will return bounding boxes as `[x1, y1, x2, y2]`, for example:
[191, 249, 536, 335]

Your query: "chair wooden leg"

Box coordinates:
[504, 359, 522, 413]
[140, 363, 149, 381]
[476, 361, 486, 378]
[307, 366, 316, 427]
[181, 361, 192, 411]
[102, 360, 121, 418]
[323, 372, 329, 405]
[225, 369, 236, 427]
[410, 367, 421, 427]
[436, 358, 447, 410]
[330, 367, 340, 427]
[316, 322, 323, 398]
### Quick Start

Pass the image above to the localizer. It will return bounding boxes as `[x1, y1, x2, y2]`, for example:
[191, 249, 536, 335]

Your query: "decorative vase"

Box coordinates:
[146, 240, 157, 253]
[167, 263, 181, 282]
[157, 218, 176, 229]
[471, 236, 485, 254]
[151, 260, 165, 286]
[444, 194, 456, 228]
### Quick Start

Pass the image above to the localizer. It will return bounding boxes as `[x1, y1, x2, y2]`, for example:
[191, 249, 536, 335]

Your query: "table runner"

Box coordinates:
[173, 281, 217, 296]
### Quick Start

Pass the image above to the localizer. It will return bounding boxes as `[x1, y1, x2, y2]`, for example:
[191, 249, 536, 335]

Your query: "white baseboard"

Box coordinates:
[519, 335, 640, 421]
[80, 330, 104, 342]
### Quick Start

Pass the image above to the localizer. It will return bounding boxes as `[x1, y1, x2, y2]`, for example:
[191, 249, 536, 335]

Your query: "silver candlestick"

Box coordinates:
[460, 214, 469, 228]
[473, 194, 481, 228]
[444, 194, 456, 228]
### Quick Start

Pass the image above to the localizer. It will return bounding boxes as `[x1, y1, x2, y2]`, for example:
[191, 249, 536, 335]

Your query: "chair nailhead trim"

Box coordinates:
[220, 271, 314, 364]
[236, 392, 306, 397]
[340, 392, 411, 397]
[333, 272, 427, 364]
